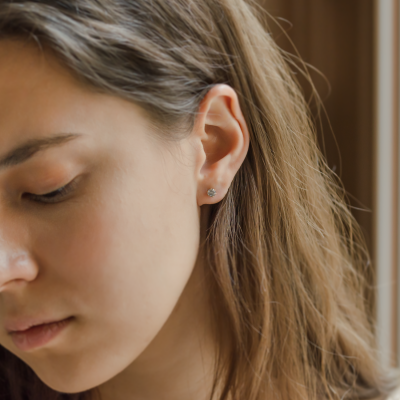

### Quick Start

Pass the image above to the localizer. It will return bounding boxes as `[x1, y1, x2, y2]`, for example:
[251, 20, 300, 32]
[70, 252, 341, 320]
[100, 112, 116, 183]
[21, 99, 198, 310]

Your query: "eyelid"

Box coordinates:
[23, 176, 81, 204]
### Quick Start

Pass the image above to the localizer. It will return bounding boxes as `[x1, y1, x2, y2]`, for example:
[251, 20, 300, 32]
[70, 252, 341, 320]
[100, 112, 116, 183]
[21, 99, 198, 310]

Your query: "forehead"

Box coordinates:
[0, 39, 80, 100]
[0, 39, 161, 166]
[0, 40, 99, 148]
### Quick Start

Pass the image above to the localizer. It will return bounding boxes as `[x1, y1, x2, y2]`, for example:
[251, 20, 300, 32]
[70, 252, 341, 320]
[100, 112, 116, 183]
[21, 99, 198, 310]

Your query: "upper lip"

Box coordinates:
[4, 316, 70, 334]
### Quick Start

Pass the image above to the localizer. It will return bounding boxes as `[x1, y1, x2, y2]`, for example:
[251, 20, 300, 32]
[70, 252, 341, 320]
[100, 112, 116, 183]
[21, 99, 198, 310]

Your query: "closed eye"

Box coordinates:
[22, 178, 78, 204]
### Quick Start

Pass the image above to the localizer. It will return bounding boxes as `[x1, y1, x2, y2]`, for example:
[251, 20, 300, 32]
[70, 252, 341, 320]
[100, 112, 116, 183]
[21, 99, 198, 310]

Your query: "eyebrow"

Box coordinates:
[0, 133, 82, 170]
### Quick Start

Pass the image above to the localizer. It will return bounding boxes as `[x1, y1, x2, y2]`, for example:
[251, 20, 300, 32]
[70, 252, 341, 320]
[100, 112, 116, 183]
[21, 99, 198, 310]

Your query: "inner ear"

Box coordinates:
[203, 124, 231, 166]
[204, 124, 221, 146]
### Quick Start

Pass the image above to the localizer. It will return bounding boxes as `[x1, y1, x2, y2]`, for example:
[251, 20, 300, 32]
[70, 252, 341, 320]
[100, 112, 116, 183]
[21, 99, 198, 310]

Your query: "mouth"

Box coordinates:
[8, 316, 74, 352]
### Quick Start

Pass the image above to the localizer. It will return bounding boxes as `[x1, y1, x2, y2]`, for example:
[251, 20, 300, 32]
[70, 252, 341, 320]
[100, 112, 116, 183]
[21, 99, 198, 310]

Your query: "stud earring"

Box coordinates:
[207, 188, 217, 197]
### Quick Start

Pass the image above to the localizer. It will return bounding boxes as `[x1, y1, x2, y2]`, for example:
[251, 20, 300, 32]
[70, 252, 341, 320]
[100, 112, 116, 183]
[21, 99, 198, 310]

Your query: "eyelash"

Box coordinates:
[23, 179, 77, 204]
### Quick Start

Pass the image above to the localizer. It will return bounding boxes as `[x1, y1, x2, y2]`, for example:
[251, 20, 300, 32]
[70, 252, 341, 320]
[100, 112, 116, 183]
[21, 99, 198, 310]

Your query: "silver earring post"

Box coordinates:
[207, 188, 217, 197]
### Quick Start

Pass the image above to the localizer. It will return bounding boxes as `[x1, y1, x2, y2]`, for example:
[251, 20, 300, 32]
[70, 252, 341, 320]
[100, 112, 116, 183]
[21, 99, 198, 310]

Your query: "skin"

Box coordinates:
[0, 39, 249, 400]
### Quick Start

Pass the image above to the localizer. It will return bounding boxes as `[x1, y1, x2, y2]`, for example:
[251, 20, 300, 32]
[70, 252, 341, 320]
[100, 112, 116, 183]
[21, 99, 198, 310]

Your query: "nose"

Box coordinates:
[0, 245, 38, 292]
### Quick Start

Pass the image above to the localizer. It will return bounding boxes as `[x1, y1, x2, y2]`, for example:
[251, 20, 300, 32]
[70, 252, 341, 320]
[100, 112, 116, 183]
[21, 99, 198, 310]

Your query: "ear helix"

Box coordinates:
[207, 188, 217, 197]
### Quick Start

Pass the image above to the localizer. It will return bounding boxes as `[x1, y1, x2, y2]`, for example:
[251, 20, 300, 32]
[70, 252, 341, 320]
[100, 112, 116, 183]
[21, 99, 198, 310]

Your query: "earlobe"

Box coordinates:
[194, 84, 250, 206]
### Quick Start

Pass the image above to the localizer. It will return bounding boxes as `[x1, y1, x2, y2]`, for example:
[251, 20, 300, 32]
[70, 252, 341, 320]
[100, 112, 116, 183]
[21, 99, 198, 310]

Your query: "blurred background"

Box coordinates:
[257, 0, 399, 367]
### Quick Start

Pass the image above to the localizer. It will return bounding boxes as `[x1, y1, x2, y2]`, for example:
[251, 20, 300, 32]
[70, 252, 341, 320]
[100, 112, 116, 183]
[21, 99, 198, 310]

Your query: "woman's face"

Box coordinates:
[0, 40, 205, 392]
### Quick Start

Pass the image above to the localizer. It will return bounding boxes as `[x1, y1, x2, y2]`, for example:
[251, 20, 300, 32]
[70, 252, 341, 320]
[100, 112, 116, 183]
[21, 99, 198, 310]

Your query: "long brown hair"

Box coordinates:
[0, 1, 397, 399]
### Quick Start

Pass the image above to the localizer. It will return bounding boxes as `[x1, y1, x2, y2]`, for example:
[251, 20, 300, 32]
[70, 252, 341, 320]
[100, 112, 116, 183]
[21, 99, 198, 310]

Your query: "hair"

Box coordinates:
[0, 0, 398, 399]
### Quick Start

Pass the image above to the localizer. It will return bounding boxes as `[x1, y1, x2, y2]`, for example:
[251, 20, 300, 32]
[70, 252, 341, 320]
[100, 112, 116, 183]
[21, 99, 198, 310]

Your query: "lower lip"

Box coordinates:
[10, 317, 73, 352]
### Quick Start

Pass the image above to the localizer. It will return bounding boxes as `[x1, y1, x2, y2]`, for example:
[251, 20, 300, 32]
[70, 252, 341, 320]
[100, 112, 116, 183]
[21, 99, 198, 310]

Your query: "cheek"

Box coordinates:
[76, 182, 194, 281]
[26, 173, 200, 392]
[38, 190, 199, 329]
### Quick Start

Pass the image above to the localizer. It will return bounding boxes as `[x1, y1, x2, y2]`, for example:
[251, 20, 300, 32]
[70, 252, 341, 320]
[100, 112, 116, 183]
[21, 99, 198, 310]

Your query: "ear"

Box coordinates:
[193, 84, 250, 206]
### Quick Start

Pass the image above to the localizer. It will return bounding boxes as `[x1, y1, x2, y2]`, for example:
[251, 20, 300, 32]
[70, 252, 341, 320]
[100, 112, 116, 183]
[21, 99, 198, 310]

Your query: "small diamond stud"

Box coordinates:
[207, 188, 217, 197]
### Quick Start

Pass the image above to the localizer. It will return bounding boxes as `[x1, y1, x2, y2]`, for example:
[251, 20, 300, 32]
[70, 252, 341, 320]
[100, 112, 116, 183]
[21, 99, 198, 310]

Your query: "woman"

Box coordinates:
[0, 0, 397, 399]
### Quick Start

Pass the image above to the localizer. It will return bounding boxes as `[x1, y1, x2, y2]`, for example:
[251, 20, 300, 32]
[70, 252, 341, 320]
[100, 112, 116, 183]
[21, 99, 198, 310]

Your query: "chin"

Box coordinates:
[35, 371, 95, 394]
[29, 358, 113, 395]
